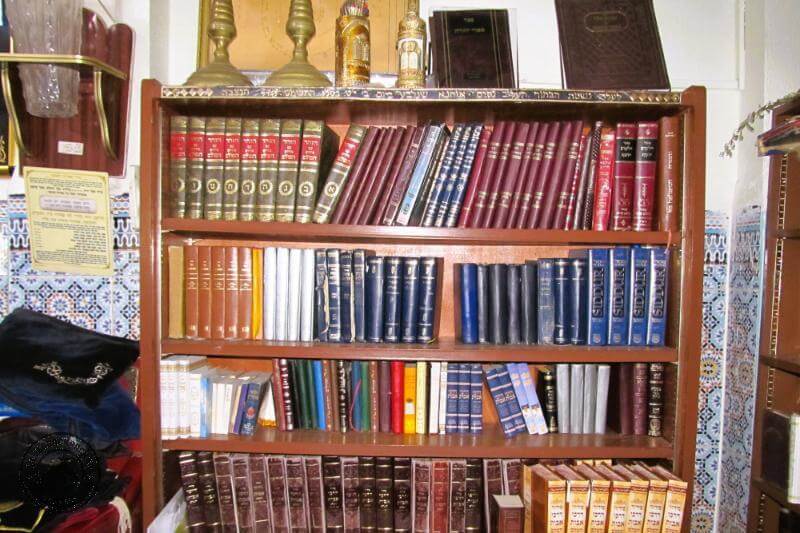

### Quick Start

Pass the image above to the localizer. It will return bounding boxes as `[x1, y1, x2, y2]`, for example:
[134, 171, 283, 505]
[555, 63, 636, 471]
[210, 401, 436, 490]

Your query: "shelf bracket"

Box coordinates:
[0, 53, 128, 159]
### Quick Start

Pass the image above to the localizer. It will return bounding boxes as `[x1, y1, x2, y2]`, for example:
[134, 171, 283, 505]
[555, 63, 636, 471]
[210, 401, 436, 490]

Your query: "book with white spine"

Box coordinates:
[570, 364, 584, 434]
[275, 247, 290, 341]
[428, 362, 441, 435]
[300, 248, 315, 341]
[555, 364, 571, 434]
[582, 364, 597, 434]
[415, 362, 428, 434]
[287, 248, 302, 341]
[438, 362, 449, 434]
[263, 247, 277, 340]
[595, 364, 611, 433]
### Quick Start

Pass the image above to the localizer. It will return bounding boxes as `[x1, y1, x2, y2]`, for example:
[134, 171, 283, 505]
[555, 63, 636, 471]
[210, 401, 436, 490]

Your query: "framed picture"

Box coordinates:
[197, 0, 408, 74]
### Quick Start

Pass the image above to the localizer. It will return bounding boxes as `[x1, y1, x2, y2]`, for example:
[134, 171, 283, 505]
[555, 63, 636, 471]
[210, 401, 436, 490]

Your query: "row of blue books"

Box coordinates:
[459, 246, 669, 346]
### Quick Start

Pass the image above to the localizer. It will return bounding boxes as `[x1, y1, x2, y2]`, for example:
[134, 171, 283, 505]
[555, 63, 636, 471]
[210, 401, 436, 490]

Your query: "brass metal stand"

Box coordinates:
[186, 0, 252, 87]
[264, 0, 331, 88]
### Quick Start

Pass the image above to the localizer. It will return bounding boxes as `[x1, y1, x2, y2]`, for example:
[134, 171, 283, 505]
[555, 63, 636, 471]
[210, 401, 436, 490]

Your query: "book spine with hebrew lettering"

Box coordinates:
[313, 124, 368, 223]
[295, 120, 324, 223]
[610, 123, 637, 230]
[275, 119, 303, 222]
[169, 115, 189, 218]
[238, 118, 260, 221]
[203, 117, 226, 220]
[256, 118, 281, 222]
[632, 121, 659, 231]
[186, 116, 207, 219]
[221, 117, 243, 221]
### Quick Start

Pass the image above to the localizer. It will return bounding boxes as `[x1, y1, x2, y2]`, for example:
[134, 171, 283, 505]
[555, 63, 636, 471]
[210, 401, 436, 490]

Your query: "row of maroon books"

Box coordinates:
[310, 116, 681, 232]
[177, 453, 687, 533]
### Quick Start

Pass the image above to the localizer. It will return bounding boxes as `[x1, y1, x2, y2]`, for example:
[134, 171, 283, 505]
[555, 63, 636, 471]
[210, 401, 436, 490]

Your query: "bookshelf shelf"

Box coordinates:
[163, 339, 678, 363]
[163, 429, 674, 459]
[163, 218, 676, 246]
[758, 354, 800, 377]
[139, 80, 706, 525]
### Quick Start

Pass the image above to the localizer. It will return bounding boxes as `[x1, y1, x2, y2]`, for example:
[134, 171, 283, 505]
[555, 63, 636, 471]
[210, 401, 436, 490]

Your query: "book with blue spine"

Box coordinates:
[422, 124, 465, 226]
[484, 365, 521, 438]
[537, 259, 556, 344]
[340, 250, 354, 342]
[445, 363, 461, 433]
[553, 258, 570, 345]
[401, 257, 421, 343]
[326, 249, 342, 342]
[646, 246, 669, 346]
[396, 124, 446, 226]
[516, 363, 549, 434]
[232, 380, 250, 434]
[199, 371, 212, 438]
[313, 360, 327, 430]
[608, 247, 632, 345]
[351, 361, 362, 431]
[457, 363, 472, 433]
[314, 249, 329, 342]
[438, 124, 480, 227]
[587, 248, 610, 345]
[568, 257, 588, 344]
[469, 363, 483, 434]
[240, 376, 267, 436]
[494, 365, 527, 435]
[628, 246, 650, 346]
[460, 263, 479, 343]
[506, 363, 534, 434]
[353, 250, 367, 342]
[305, 361, 318, 430]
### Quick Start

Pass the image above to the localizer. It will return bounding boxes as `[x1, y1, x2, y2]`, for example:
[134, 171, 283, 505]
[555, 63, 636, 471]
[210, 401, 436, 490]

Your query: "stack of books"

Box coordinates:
[168, 116, 339, 222]
[168, 245, 440, 344]
[176, 453, 687, 533]
[170, 117, 681, 233]
[459, 246, 670, 346]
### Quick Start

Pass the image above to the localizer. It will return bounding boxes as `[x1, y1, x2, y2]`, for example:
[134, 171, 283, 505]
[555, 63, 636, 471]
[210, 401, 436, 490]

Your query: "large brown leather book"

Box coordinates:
[632, 362, 649, 435]
[456, 125, 493, 227]
[648, 362, 664, 437]
[267, 456, 290, 531]
[483, 458, 504, 533]
[248, 454, 271, 533]
[186, 117, 207, 220]
[231, 454, 255, 531]
[610, 123, 637, 230]
[275, 119, 303, 222]
[382, 125, 428, 225]
[492, 495, 524, 533]
[224, 247, 239, 340]
[550, 120, 585, 229]
[342, 456, 361, 531]
[532, 121, 575, 228]
[184, 246, 199, 339]
[197, 246, 212, 340]
[346, 128, 393, 224]
[256, 118, 281, 222]
[221, 117, 243, 221]
[237, 247, 253, 340]
[196, 452, 223, 531]
[349, 127, 405, 225]
[323, 456, 345, 530]
[358, 456, 377, 530]
[213, 453, 238, 532]
[608, 363, 633, 435]
[331, 126, 381, 224]
[286, 456, 310, 531]
[168, 246, 185, 339]
[169, 116, 189, 218]
[412, 459, 431, 532]
[467, 121, 508, 227]
[295, 121, 340, 223]
[210, 247, 226, 340]
[490, 122, 531, 228]
[203, 117, 226, 221]
[430, 9, 515, 88]
[505, 122, 540, 228]
[465, 459, 484, 531]
[305, 456, 326, 533]
[476, 122, 516, 228]
[512, 123, 549, 229]
[313, 124, 368, 224]
[178, 452, 206, 532]
[375, 457, 394, 531]
[657, 116, 681, 232]
[524, 122, 563, 228]
[554, 0, 669, 90]
[372, 126, 416, 225]
[431, 460, 450, 533]
[393, 458, 412, 532]
[238, 118, 260, 222]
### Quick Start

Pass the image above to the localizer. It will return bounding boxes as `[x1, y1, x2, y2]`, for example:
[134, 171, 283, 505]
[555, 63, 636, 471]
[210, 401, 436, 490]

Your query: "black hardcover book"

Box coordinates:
[359, 457, 377, 531]
[477, 264, 491, 344]
[340, 251, 355, 343]
[506, 264, 522, 345]
[375, 457, 394, 531]
[314, 250, 329, 342]
[537, 366, 559, 433]
[401, 258, 422, 343]
[417, 258, 438, 343]
[323, 456, 345, 530]
[464, 458, 484, 531]
[393, 458, 412, 533]
[326, 249, 342, 342]
[521, 261, 537, 344]
[305, 360, 318, 430]
[568, 258, 588, 344]
[383, 257, 403, 343]
[289, 360, 306, 429]
[365, 256, 386, 342]
[553, 259, 570, 345]
[353, 249, 367, 342]
[488, 264, 509, 344]
[537, 259, 555, 344]
[196, 452, 223, 532]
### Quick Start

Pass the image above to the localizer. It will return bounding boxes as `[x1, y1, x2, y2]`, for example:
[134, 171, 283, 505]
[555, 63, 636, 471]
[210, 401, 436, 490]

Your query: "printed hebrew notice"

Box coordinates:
[24, 167, 113, 276]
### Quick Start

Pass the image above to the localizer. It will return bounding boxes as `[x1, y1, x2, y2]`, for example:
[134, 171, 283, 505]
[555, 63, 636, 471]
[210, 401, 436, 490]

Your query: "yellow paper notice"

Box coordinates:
[24, 167, 113, 276]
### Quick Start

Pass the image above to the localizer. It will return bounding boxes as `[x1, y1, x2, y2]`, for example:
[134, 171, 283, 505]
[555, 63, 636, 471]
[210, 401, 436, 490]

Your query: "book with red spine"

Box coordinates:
[184, 246, 199, 339]
[633, 121, 660, 231]
[561, 127, 590, 229]
[547, 120, 583, 228]
[456, 125, 493, 227]
[610, 123, 637, 230]
[578, 123, 603, 230]
[512, 122, 550, 229]
[591, 127, 617, 231]
[530, 121, 575, 228]
[475, 122, 517, 227]
[210, 247, 226, 340]
[344, 127, 393, 224]
[371, 126, 416, 224]
[490, 122, 531, 228]
[657, 116, 680, 232]
[271, 360, 286, 431]
[237, 247, 253, 340]
[505, 122, 540, 228]
[330, 126, 380, 224]
[351, 127, 405, 225]
[197, 246, 212, 339]
[274, 120, 303, 223]
[382, 125, 428, 225]
[524, 122, 563, 228]
[391, 361, 404, 434]
[430, 460, 450, 533]
[224, 246, 239, 339]
[466, 121, 508, 227]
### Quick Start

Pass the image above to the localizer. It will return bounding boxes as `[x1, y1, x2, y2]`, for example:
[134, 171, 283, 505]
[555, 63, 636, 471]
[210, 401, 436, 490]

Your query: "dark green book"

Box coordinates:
[292, 360, 308, 429]
[305, 360, 318, 430]
[360, 361, 371, 432]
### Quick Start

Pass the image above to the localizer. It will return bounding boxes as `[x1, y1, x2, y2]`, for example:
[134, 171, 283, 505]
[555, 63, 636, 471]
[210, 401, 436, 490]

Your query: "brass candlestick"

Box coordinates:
[264, 0, 332, 87]
[186, 0, 252, 86]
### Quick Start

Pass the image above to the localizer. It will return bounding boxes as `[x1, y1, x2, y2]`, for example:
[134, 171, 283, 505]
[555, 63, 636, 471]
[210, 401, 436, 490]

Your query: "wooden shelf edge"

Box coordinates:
[162, 219, 676, 247]
[775, 229, 800, 240]
[752, 478, 800, 513]
[163, 429, 673, 459]
[758, 355, 800, 377]
[162, 339, 678, 363]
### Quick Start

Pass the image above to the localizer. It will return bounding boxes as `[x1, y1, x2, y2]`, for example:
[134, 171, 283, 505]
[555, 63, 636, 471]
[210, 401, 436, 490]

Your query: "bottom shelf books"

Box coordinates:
[160, 357, 665, 440]
[177, 453, 688, 533]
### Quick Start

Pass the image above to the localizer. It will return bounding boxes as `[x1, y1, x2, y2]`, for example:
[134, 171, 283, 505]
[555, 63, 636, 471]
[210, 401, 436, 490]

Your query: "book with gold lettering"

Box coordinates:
[203, 117, 226, 220]
[295, 121, 339, 223]
[256, 118, 281, 222]
[276, 120, 304, 222]
[238, 118, 260, 222]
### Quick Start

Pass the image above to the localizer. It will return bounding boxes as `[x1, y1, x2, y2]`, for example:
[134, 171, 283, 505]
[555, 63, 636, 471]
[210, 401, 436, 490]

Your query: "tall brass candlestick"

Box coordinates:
[397, 0, 426, 88]
[264, 0, 332, 87]
[185, 0, 252, 86]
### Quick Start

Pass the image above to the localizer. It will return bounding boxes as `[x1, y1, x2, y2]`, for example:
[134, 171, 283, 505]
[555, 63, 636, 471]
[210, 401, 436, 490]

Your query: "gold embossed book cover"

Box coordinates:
[555, 0, 670, 90]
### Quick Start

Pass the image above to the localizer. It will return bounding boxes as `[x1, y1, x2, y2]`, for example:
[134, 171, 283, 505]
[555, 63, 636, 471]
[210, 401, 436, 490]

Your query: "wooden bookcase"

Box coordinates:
[748, 99, 800, 531]
[139, 80, 706, 526]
